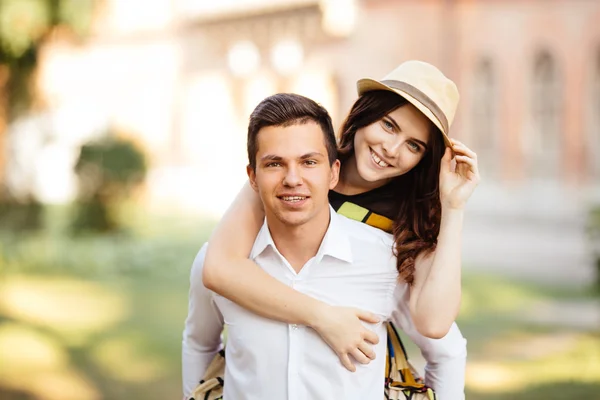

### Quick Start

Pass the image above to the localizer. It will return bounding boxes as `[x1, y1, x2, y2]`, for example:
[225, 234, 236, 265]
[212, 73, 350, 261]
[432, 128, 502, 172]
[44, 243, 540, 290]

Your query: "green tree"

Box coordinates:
[586, 206, 600, 292]
[0, 0, 95, 181]
[0, 0, 95, 231]
[71, 133, 148, 233]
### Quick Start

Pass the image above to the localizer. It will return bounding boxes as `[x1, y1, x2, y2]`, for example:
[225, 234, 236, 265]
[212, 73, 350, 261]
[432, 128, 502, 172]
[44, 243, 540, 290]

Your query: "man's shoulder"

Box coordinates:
[335, 212, 394, 247]
[333, 213, 396, 265]
[190, 243, 209, 288]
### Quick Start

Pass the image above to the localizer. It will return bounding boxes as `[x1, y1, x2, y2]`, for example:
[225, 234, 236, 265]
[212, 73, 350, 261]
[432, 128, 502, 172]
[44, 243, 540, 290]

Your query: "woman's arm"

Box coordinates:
[390, 284, 466, 399]
[202, 182, 380, 371]
[409, 208, 464, 338]
[409, 140, 480, 338]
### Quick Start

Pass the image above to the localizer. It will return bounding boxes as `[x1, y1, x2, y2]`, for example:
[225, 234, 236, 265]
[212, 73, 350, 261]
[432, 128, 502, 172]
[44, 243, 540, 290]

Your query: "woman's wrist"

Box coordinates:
[439, 206, 464, 234]
[441, 205, 465, 217]
[305, 302, 332, 330]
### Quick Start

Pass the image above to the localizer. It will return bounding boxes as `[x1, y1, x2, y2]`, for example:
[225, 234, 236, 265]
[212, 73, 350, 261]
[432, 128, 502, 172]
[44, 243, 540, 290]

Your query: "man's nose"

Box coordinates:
[282, 166, 303, 187]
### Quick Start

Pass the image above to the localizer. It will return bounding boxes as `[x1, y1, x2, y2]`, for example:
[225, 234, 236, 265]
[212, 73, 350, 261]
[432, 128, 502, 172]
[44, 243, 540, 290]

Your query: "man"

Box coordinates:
[182, 93, 466, 399]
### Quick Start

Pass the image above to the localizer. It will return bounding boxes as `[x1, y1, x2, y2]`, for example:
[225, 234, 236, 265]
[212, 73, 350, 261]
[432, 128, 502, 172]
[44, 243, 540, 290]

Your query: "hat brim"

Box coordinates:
[357, 78, 452, 147]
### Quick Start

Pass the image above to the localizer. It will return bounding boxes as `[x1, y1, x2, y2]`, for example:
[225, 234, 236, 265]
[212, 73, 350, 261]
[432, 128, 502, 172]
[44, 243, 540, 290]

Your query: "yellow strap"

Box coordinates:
[387, 323, 422, 387]
[365, 212, 394, 232]
[337, 202, 369, 222]
[337, 202, 394, 233]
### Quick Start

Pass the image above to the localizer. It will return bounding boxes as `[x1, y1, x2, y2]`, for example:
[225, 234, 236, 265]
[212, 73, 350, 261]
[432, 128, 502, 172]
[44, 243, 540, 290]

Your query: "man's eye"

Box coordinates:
[266, 162, 281, 167]
[304, 160, 317, 166]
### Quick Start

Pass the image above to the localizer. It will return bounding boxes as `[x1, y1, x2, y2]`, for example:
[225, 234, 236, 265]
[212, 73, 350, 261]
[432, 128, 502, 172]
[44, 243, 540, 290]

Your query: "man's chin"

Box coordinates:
[274, 211, 310, 227]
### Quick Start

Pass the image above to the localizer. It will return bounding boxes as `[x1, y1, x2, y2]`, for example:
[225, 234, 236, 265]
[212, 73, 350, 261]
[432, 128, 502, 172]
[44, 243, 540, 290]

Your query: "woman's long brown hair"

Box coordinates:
[338, 90, 445, 284]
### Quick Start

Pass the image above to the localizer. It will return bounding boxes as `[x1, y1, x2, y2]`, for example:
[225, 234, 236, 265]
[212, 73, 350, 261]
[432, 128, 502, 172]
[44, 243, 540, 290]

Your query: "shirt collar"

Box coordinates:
[250, 206, 353, 264]
[249, 219, 275, 260]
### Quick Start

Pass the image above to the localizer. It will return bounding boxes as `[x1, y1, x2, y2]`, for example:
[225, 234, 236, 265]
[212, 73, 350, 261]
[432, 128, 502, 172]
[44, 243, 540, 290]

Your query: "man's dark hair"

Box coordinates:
[247, 93, 337, 170]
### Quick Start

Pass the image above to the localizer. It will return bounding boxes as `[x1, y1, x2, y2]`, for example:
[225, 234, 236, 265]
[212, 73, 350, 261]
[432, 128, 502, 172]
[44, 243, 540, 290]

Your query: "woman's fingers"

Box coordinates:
[454, 155, 476, 167]
[316, 306, 382, 372]
[351, 347, 372, 365]
[340, 353, 356, 372]
[439, 147, 453, 174]
[357, 341, 376, 360]
[355, 309, 380, 325]
[455, 155, 480, 181]
[362, 328, 379, 345]
[450, 139, 477, 159]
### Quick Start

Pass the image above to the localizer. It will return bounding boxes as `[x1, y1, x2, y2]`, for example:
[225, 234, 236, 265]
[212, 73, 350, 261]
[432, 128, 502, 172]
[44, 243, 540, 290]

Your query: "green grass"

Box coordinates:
[0, 206, 598, 400]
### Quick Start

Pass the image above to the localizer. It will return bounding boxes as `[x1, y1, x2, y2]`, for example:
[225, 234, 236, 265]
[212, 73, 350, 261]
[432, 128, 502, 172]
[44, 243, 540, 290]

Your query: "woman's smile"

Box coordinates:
[370, 148, 392, 168]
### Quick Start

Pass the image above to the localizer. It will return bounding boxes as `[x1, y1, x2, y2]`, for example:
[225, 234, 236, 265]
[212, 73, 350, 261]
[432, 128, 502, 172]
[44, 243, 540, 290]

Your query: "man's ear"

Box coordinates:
[247, 164, 258, 192]
[329, 159, 341, 190]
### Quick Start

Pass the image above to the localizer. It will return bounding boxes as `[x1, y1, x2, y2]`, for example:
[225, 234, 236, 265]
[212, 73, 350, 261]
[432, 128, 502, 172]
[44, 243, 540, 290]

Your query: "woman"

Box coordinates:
[202, 60, 479, 371]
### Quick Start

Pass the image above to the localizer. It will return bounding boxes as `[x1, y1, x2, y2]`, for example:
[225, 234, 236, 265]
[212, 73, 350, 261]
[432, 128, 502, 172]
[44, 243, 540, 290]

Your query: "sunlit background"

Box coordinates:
[0, 0, 599, 399]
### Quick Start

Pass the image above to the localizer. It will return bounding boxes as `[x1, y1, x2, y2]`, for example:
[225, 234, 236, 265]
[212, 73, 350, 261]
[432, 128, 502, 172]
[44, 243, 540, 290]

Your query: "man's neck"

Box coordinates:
[266, 208, 331, 273]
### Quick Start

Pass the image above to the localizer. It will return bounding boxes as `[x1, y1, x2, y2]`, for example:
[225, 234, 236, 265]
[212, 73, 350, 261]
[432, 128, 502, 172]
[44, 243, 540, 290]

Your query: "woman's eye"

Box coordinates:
[407, 142, 420, 152]
[383, 120, 394, 130]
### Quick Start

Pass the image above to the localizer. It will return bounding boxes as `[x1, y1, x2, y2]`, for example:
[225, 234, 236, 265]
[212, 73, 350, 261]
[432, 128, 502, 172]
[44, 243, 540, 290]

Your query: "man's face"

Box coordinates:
[248, 121, 340, 228]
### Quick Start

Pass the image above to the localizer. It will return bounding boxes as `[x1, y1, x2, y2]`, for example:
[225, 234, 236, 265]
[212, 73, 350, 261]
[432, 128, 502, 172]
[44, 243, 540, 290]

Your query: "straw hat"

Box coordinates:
[357, 60, 459, 146]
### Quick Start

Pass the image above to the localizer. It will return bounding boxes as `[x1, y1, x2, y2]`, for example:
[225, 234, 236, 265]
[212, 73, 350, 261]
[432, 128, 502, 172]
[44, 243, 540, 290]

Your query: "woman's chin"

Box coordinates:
[358, 164, 390, 183]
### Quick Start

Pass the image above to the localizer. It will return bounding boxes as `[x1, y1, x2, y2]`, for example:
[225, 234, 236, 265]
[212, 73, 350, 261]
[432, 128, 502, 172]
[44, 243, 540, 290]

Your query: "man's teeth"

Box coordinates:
[371, 151, 389, 167]
[282, 196, 306, 202]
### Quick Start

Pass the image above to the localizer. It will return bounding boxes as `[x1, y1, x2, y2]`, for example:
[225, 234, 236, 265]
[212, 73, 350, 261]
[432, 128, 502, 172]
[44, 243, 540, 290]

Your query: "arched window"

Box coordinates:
[471, 58, 498, 177]
[530, 51, 562, 178]
[588, 51, 600, 179]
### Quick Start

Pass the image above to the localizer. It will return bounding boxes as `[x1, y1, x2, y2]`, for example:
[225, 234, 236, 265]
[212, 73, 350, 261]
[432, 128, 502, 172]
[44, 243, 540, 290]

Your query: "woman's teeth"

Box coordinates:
[371, 150, 390, 167]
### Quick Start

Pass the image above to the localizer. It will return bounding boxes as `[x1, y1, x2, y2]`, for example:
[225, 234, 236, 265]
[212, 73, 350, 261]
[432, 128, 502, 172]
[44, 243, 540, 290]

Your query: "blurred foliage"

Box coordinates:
[0, 0, 95, 60]
[1, 203, 217, 278]
[0, 0, 95, 120]
[71, 134, 147, 233]
[0, 0, 96, 223]
[0, 207, 215, 400]
[0, 0, 51, 60]
[0, 193, 42, 232]
[586, 205, 600, 291]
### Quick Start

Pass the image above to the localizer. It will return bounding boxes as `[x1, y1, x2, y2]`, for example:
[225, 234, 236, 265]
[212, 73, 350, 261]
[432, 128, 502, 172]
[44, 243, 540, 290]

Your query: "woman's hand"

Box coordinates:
[310, 304, 381, 372]
[439, 139, 480, 210]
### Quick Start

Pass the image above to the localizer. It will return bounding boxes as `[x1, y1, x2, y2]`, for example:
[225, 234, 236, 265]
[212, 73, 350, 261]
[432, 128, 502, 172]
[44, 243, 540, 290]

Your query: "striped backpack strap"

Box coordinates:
[336, 201, 394, 233]
[385, 322, 437, 400]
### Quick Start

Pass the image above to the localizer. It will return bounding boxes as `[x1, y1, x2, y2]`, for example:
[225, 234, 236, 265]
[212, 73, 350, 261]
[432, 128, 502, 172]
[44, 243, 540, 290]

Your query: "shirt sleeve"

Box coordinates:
[182, 243, 225, 397]
[389, 283, 467, 400]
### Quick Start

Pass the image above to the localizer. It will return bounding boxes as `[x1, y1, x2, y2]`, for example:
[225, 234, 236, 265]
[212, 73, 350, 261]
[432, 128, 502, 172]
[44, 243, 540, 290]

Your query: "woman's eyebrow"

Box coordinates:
[412, 138, 428, 150]
[386, 115, 402, 132]
[387, 115, 428, 150]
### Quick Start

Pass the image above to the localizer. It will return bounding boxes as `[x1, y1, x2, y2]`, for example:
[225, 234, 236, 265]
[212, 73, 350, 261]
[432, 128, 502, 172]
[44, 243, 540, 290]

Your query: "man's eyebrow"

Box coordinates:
[386, 115, 428, 150]
[260, 152, 326, 162]
[300, 152, 325, 159]
[260, 154, 283, 162]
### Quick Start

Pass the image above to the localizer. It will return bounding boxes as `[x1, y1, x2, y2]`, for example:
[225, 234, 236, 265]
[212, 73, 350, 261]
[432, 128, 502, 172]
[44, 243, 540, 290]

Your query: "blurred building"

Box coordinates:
[8, 0, 600, 281]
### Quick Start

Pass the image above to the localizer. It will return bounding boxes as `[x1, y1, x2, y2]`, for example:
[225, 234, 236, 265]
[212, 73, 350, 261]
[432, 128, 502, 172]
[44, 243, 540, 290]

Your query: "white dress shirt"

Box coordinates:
[182, 208, 467, 399]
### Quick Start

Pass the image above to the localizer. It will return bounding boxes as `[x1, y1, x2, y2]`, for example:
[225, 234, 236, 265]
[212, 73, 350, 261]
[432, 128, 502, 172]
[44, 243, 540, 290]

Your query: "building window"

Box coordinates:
[588, 51, 600, 179]
[471, 58, 498, 177]
[530, 51, 562, 178]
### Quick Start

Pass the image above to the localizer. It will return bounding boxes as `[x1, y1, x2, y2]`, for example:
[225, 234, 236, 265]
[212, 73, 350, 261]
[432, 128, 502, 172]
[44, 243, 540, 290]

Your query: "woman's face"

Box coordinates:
[353, 102, 432, 184]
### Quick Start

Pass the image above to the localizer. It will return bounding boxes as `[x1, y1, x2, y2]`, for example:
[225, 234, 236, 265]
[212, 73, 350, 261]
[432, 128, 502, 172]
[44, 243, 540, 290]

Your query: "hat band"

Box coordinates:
[380, 79, 449, 134]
